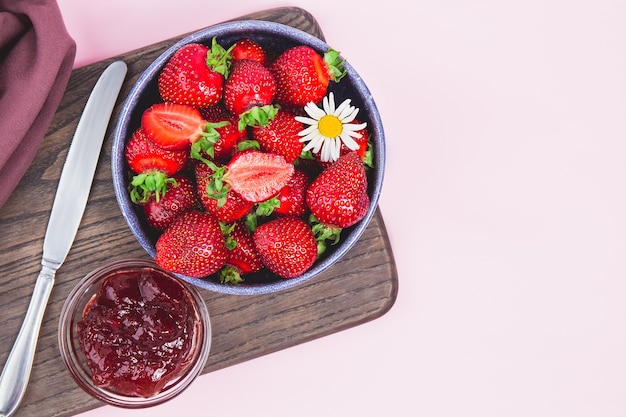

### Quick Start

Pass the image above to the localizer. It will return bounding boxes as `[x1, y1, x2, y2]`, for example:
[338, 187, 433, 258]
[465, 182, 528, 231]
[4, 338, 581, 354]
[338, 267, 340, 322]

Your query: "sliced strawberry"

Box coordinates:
[155, 210, 227, 278]
[143, 175, 198, 230]
[223, 150, 294, 203]
[253, 216, 318, 278]
[141, 103, 207, 151]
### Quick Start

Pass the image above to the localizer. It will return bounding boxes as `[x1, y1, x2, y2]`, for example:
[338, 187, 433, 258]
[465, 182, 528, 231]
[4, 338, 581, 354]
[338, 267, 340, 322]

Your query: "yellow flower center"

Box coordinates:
[318, 115, 343, 138]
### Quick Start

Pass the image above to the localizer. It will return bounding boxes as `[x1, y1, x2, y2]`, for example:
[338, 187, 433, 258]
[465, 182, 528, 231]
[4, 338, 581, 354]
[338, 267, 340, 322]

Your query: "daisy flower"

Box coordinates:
[295, 92, 367, 163]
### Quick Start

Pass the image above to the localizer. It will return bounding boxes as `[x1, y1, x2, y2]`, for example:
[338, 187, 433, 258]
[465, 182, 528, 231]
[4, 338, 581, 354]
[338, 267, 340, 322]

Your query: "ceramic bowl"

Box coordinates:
[111, 20, 385, 295]
[58, 259, 211, 408]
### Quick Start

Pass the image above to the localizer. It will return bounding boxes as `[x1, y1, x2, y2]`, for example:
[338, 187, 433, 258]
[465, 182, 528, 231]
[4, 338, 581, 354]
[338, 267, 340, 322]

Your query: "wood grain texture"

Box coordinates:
[0, 7, 397, 417]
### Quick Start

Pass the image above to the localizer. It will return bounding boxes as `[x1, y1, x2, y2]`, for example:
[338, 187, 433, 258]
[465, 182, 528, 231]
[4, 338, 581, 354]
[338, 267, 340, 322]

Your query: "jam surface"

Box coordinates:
[77, 266, 200, 397]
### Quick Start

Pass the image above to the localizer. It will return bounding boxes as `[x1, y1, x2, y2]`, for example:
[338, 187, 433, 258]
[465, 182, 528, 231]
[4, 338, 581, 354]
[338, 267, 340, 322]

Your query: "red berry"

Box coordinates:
[143, 175, 198, 230]
[224, 150, 294, 203]
[270, 46, 346, 107]
[252, 110, 304, 163]
[141, 103, 207, 151]
[155, 210, 227, 278]
[219, 221, 263, 284]
[230, 39, 267, 66]
[195, 162, 252, 222]
[158, 42, 229, 107]
[274, 169, 309, 216]
[253, 216, 317, 278]
[306, 151, 369, 228]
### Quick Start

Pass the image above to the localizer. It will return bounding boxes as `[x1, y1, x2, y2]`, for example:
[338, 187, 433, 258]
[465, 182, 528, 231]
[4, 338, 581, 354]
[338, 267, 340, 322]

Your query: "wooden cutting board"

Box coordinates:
[0, 7, 398, 417]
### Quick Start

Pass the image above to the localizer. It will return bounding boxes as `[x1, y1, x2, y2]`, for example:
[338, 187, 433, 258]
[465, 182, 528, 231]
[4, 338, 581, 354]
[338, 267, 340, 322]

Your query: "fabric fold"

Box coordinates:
[0, 0, 76, 208]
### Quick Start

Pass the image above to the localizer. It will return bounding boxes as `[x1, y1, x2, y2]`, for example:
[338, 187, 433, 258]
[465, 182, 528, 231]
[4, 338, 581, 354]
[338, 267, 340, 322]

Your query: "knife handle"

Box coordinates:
[0, 267, 55, 417]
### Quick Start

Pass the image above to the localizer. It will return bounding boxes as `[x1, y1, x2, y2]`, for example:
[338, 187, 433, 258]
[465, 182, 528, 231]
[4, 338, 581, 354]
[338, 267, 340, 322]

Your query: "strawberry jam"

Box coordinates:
[76, 266, 201, 398]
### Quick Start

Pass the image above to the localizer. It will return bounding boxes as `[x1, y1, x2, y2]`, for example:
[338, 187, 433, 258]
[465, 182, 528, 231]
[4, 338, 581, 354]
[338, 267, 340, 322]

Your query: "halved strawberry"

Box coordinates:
[253, 216, 317, 278]
[141, 103, 208, 151]
[158, 41, 231, 108]
[222, 150, 294, 203]
[306, 151, 369, 228]
[219, 220, 263, 284]
[124, 127, 188, 203]
[155, 210, 227, 278]
[230, 38, 267, 66]
[143, 175, 198, 230]
[270, 46, 346, 107]
[251, 109, 304, 163]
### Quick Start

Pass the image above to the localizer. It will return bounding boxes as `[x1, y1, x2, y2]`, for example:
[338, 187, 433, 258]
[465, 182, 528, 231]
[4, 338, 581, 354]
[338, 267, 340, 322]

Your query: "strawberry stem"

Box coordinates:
[190, 121, 229, 164]
[237, 104, 279, 131]
[324, 49, 347, 82]
[129, 171, 177, 204]
[219, 265, 244, 284]
[308, 214, 342, 256]
[207, 37, 235, 77]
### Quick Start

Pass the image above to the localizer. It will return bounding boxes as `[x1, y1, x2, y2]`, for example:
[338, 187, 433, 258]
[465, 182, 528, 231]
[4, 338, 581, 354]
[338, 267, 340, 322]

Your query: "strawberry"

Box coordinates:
[124, 127, 188, 203]
[230, 39, 267, 66]
[251, 109, 304, 163]
[195, 162, 252, 222]
[141, 103, 208, 151]
[270, 46, 346, 107]
[199, 105, 248, 160]
[219, 221, 263, 284]
[256, 168, 309, 217]
[220, 150, 294, 203]
[253, 216, 318, 278]
[143, 175, 198, 230]
[223, 59, 278, 130]
[155, 210, 227, 278]
[306, 151, 369, 228]
[158, 40, 231, 108]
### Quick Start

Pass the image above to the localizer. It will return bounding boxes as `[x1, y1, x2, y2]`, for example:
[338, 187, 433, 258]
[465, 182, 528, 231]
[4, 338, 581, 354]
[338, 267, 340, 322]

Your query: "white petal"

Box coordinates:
[342, 122, 368, 133]
[295, 116, 318, 126]
[339, 106, 360, 123]
[339, 132, 360, 150]
[304, 102, 326, 119]
[334, 98, 353, 118]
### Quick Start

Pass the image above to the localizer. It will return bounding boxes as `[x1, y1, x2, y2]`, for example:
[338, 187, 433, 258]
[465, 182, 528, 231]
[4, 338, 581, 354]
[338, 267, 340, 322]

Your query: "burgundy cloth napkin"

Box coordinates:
[0, 0, 76, 208]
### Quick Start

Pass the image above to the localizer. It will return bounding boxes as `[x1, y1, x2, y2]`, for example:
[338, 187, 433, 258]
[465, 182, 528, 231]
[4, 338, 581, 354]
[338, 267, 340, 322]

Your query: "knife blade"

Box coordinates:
[0, 60, 127, 417]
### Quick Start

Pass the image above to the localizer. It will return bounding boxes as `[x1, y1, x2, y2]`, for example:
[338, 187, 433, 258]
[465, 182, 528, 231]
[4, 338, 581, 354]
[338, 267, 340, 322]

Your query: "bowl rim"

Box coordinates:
[111, 19, 386, 295]
[58, 258, 211, 408]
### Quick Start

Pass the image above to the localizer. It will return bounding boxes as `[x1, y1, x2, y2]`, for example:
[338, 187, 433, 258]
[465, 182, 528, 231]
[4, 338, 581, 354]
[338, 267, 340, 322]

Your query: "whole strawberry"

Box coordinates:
[224, 59, 278, 130]
[195, 162, 252, 222]
[158, 40, 231, 108]
[143, 175, 198, 230]
[256, 168, 309, 217]
[199, 105, 248, 160]
[251, 109, 304, 163]
[306, 151, 369, 228]
[155, 210, 227, 278]
[270, 46, 346, 107]
[230, 38, 267, 66]
[219, 221, 263, 284]
[124, 127, 188, 203]
[253, 216, 317, 278]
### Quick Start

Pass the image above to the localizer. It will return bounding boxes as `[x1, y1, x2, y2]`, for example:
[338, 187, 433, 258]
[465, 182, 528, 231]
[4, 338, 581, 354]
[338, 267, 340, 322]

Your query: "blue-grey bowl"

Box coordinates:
[112, 20, 385, 295]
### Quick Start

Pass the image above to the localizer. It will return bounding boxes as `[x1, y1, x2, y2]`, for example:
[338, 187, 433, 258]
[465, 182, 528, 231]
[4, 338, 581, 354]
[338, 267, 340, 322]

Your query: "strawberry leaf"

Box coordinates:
[206, 37, 235, 77]
[237, 104, 279, 131]
[323, 49, 347, 82]
[129, 172, 177, 204]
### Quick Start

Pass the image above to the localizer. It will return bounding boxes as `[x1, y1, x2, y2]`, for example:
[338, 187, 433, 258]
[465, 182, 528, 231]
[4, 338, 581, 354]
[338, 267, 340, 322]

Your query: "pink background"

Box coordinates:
[56, 0, 626, 416]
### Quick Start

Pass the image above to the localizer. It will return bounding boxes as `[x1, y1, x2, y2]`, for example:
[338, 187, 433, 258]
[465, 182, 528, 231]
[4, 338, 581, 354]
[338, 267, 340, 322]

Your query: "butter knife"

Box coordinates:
[0, 60, 127, 417]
